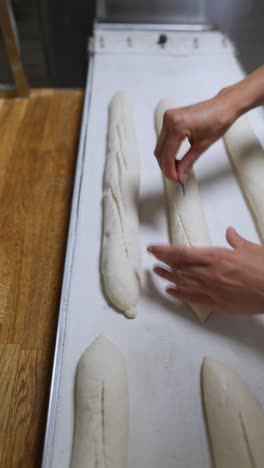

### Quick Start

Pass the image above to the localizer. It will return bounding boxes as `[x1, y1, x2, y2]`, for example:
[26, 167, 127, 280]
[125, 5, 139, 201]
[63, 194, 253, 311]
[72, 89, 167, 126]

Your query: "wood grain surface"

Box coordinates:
[0, 88, 83, 467]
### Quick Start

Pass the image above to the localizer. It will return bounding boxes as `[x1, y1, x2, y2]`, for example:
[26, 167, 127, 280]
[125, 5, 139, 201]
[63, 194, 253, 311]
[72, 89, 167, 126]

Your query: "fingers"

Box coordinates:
[177, 146, 201, 183]
[154, 125, 168, 169]
[161, 137, 182, 182]
[147, 244, 213, 267]
[154, 117, 184, 181]
[153, 265, 175, 282]
[153, 265, 205, 285]
[226, 226, 254, 249]
[153, 262, 207, 294]
[226, 226, 245, 249]
[162, 152, 178, 181]
[166, 287, 215, 307]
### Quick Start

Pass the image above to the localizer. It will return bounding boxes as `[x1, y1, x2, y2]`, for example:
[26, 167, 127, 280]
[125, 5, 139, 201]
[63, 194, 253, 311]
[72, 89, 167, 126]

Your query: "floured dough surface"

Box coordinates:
[70, 336, 128, 468]
[101, 92, 140, 318]
[202, 357, 264, 468]
[155, 99, 211, 322]
[224, 115, 264, 242]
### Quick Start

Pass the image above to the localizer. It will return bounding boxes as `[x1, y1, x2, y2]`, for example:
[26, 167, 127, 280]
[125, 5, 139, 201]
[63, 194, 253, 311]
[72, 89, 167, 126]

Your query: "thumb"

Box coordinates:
[226, 226, 251, 249]
[177, 146, 201, 183]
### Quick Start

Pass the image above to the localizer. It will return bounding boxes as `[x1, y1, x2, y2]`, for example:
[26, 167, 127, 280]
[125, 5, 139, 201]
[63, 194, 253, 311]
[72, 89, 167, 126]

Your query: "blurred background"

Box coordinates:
[0, 0, 263, 88]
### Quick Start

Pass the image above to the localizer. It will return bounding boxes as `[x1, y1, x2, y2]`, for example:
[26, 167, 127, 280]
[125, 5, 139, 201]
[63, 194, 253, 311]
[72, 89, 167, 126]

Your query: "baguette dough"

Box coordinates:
[70, 336, 128, 468]
[202, 357, 264, 468]
[224, 115, 264, 241]
[101, 92, 140, 318]
[155, 99, 211, 322]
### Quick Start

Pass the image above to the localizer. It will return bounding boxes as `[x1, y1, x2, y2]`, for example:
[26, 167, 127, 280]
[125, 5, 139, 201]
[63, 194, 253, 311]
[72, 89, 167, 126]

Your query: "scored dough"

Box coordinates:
[202, 357, 264, 468]
[101, 92, 140, 319]
[224, 115, 264, 242]
[70, 336, 128, 468]
[155, 99, 211, 322]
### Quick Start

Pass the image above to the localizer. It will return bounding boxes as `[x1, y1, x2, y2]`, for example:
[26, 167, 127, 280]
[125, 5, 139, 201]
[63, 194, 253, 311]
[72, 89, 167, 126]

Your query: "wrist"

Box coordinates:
[228, 83, 255, 117]
[217, 85, 248, 122]
[212, 91, 240, 129]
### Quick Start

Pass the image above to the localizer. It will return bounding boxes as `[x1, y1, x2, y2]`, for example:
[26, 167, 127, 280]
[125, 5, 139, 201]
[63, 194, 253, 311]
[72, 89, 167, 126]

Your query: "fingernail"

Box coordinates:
[147, 246, 153, 254]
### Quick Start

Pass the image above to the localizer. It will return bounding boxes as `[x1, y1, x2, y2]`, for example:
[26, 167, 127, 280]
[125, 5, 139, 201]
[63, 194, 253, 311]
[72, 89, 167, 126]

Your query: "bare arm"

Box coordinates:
[155, 64, 264, 183]
[222, 64, 264, 113]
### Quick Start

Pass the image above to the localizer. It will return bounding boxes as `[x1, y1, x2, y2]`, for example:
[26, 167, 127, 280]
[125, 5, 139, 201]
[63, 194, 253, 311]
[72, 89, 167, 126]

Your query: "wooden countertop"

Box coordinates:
[0, 89, 83, 468]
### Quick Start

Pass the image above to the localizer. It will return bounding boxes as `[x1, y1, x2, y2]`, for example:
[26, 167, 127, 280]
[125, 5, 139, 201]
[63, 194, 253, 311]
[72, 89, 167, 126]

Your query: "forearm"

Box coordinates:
[219, 65, 264, 120]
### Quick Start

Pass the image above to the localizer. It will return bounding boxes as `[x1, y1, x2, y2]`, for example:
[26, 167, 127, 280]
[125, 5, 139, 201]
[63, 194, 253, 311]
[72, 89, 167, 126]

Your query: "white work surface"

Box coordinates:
[51, 33, 264, 468]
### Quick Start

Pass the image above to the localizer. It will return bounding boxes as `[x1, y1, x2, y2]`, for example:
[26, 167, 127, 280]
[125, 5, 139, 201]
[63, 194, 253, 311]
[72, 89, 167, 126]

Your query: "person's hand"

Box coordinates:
[147, 227, 264, 315]
[154, 90, 238, 183]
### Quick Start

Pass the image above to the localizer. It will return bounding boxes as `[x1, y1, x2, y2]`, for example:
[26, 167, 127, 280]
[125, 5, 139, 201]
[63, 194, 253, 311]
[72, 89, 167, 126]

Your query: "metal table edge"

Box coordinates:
[41, 46, 95, 468]
[95, 21, 213, 32]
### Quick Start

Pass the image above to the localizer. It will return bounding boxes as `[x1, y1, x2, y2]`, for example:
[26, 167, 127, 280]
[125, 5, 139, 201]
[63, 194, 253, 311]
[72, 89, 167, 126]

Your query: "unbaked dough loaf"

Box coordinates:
[70, 336, 128, 468]
[101, 92, 140, 318]
[155, 99, 211, 322]
[202, 357, 264, 468]
[224, 115, 264, 241]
